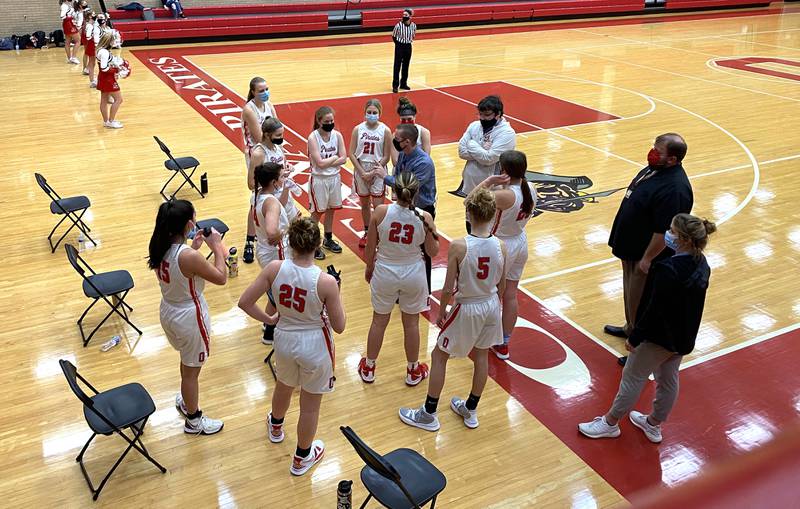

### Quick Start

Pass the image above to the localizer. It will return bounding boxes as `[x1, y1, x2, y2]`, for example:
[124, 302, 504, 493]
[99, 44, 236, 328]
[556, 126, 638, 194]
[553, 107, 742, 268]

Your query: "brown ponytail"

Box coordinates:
[247, 76, 266, 102]
[671, 213, 717, 258]
[394, 172, 438, 240]
[500, 150, 533, 216]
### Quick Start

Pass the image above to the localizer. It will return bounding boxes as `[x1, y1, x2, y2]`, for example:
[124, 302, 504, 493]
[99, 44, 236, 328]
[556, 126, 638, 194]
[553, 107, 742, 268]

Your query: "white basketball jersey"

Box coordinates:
[272, 260, 324, 331]
[492, 183, 535, 238]
[456, 235, 504, 303]
[156, 244, 207, 307]
[310, 130, 341, 177]
[252, 142, 285, 166]
[416, 123, 425, 147]
[355, 121, 386, 166]
[376, 203, 426, 265]
[242, 100, 271, 152]
[254, 192, 289, 259]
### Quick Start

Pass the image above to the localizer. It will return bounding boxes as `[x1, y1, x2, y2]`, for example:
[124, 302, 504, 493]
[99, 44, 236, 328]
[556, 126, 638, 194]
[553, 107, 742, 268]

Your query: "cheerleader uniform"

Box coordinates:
[60, 3, 79, 36]
[96, 47, 119, 93]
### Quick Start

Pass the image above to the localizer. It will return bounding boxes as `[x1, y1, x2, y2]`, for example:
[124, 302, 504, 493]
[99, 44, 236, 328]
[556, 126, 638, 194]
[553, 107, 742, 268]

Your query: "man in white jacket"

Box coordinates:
[458, 95, 516, 231]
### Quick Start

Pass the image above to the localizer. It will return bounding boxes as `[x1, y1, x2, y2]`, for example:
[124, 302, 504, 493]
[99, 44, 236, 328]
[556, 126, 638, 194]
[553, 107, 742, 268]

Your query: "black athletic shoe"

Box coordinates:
[323, 238, 342, 254]
[399, 85, 411, 91]
[314, 248, 326, 260]
[392, 87, 399, 93]
[262, 323, 274, 345]
[603, 325, 628, 338]
[618, 356, 628, 367]
[243, 242, 255, 264]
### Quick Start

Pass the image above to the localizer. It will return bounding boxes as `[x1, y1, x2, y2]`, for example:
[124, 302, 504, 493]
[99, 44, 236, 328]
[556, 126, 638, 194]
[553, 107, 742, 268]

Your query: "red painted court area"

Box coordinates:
[134, 25, 800, 498]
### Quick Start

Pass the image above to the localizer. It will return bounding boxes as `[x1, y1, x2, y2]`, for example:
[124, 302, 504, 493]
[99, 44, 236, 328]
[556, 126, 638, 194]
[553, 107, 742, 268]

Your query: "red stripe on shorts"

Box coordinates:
[188, 278, 210, 356]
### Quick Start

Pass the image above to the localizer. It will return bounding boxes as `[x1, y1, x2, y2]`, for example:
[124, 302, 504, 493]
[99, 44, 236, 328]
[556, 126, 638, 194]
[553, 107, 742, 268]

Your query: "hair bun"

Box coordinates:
[702, 219, 717, 236]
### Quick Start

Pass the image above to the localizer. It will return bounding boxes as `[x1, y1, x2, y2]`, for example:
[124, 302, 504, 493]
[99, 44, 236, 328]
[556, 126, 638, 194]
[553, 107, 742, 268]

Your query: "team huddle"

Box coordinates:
[148, 77, 535, 476]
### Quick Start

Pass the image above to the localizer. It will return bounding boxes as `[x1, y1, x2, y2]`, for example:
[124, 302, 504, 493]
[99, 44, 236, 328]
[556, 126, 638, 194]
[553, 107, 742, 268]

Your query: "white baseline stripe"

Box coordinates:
[681, 322, 800, 371]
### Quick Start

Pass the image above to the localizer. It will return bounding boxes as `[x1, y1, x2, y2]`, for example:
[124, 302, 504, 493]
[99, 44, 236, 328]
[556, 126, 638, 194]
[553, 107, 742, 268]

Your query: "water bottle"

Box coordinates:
[227, 247, 238, 278]
[336, 480, 352, 509]
[200, 173, 208, 194]
[100, 335, 121, 352]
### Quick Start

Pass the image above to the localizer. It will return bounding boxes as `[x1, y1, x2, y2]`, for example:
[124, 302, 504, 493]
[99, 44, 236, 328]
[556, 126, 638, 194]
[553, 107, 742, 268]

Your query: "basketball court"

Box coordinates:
[2, 3, 800, 506]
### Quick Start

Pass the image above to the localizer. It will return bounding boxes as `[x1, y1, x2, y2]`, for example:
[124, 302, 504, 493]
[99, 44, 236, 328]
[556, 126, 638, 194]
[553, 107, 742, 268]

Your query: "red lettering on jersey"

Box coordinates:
[157, 260, 171, 283]
[278, 284, 307, 312]
[516, 210, 530, 221]
[476, 257, 490, 280]
[388, 222, 415, 244]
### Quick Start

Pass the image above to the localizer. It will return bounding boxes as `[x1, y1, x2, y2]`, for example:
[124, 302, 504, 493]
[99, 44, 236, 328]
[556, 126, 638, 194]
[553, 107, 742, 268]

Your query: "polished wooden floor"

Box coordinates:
[2, 4, 800, 507]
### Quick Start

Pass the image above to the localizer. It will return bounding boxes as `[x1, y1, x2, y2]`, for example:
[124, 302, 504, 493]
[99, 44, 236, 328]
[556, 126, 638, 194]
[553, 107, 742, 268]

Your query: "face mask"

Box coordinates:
[400, 118, 415, 125]
[271, 137, 284, 145]
[365, 113, 379, 123]
[647, 148, 664, 168]
[257, 90, 269, 102]
[321, 122, 335, 132]
[99, 19, 106, 25]
[186, 223, 198, 240]
[664, 230, 680, 251]
[480, 117, 497, 131]
[393, 138, 404, 151]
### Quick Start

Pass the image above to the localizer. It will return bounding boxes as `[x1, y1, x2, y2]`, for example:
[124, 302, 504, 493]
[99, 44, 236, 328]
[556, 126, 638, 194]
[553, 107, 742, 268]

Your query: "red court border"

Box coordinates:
[132, 7, 800, 499]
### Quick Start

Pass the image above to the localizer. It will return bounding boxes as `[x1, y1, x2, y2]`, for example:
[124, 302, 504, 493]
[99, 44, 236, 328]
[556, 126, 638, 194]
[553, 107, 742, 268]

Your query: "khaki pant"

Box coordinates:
[622, 259, 648, 336]
[609, 342, 682, 423]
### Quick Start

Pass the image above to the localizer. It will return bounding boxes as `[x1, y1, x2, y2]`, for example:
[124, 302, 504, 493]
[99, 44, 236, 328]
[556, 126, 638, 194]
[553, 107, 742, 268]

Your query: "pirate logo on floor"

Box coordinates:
[450, 172, 624, 217]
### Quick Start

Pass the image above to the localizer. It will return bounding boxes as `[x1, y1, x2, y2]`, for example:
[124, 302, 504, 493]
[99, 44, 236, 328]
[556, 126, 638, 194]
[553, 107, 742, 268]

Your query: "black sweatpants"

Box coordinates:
[392, 41, 412, 89]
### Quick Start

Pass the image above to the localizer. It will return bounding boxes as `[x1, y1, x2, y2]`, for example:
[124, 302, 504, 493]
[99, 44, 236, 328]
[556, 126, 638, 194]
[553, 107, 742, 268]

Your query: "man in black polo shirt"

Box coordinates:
[605, 133, 693, 349]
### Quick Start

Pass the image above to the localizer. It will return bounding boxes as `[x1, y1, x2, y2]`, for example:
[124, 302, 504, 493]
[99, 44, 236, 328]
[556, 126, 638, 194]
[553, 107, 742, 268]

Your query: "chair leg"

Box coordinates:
[205, 231, 226, 260]
[47, 214, 70, 253]
[160, 170, 180, 201]
[78, 299, 100, 347]
[70, 209, 97, 247]
[264, 348, 276, 380]
[172, 166, 204, 200]
[430, 495, 437, 508]
[359, 494, 373, 509]
[184, 166, 205, 198]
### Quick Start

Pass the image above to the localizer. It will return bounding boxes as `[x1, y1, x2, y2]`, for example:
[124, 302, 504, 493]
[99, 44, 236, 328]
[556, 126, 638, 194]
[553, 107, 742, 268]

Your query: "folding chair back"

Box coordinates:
[60, 359, 96, 408]
[153, 136, 203, 200]
[65, 243, 88, 277]
[153, 136, 178, 166]
[341, 426, 403, 483]
[35, 172, 58, 200]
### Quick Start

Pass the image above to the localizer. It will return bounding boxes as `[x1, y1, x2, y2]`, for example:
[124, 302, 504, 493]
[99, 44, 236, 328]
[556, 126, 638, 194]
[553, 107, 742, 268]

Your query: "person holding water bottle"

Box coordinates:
[148, 199, 228, 436]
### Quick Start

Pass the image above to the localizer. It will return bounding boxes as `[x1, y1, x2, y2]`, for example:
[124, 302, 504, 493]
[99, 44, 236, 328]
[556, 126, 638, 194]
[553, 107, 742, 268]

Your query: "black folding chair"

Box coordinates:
[65, 244, 142, 346]
[340, 426, 446, 509]
[196, 218, 229, 260]
[263, 289, 277, 379]
[35, 173, 96, 253]
[59, 359, 166, 500]
[153, 136, 203, 201]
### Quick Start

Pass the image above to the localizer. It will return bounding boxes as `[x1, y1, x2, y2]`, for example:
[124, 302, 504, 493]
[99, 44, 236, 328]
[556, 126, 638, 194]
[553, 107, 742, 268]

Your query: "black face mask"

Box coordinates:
[480, 117, 498, 131]
[321, 123, 335, 132]
[393, 138, 404, 151]
[271, 138, 284, 145]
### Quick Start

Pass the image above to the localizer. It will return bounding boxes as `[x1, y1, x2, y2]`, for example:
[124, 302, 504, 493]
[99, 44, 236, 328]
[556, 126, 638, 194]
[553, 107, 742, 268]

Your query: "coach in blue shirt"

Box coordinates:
[384, 123, 437, 292]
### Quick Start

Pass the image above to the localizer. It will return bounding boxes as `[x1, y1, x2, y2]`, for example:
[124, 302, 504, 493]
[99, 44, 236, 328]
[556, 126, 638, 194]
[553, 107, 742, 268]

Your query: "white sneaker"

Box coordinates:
[108, 121, 123, 129]
[290, 440, 324, 476]
[578, 416, 621, 439]
[69, 57, 80, 64]
[629, 411, 662, 443]
[398, 406, 440, 431]
[184, 414, 224, 435]
[103, 121, 111, 128]
[450, 397, 479, 429]
[89, 80, 97, 88]
[82, 68, 89, 75]
[175, 393, 189, 418]
[267, 413, 284, 443]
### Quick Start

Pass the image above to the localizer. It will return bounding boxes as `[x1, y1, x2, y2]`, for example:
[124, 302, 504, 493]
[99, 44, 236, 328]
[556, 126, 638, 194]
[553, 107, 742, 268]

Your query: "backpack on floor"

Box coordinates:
[50, 29, 65, 47]
[31, 31, 48, 48]
[12, 34, 31, 49]
[0, 38, 13, 50]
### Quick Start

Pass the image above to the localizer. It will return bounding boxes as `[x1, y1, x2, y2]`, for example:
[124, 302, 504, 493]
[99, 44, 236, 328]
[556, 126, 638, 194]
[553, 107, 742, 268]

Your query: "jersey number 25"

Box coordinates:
[278, 284, 307, 312]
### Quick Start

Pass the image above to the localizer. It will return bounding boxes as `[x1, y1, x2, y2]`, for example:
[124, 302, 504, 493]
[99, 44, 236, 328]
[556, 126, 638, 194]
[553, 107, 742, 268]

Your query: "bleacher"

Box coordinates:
[110, 0, 774, 43]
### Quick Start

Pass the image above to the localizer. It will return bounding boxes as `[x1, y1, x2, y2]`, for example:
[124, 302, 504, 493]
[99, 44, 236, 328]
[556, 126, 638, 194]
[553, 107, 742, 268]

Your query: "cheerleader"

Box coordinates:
[241, 77, 278, 265]
[238, 217, 346, 476]
[59, 0, 81, 64]
[82, 11, 97, 86]
[359, 171, 439, 386]
[148, 199, 228, 435]
[475, 150, 535, 360]
[391, 96, 431, 165]
[252, 162, 290, 345]
[399, 187, 507, 431]
[307, 106, 347, 261]
[75, 2, 87, 68]
[349, 99, 392, 249]
[249, 117, 300, 223]
[96, 32, 123, 128]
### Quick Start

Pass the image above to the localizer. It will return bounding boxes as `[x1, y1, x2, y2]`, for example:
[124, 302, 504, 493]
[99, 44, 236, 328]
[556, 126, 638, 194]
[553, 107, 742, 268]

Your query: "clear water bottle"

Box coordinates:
[227, 247, 238, 278]
[336, 480, 352, 509]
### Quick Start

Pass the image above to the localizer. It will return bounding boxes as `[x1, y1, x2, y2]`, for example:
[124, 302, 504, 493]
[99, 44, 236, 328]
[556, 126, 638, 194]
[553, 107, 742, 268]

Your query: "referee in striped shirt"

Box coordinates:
[392, 9, 416, 93]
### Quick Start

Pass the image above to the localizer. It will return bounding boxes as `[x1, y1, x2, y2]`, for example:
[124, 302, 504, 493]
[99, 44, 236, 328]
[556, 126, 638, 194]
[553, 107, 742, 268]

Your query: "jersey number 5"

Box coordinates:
[156, 260, 170, 284]
[278, 284, 307, 312]
[476, 257, 490, 280]
[388, 222, 414, 244]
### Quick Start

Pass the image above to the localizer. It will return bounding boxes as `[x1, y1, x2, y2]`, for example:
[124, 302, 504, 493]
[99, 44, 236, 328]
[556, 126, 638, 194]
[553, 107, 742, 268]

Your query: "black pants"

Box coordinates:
[420, 204, 436, 294]
[392, 41, 412, 89]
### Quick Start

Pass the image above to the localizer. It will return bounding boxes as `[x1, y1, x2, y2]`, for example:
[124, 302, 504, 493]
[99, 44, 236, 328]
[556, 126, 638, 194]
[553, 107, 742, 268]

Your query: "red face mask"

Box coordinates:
[647, 148, 663, 168]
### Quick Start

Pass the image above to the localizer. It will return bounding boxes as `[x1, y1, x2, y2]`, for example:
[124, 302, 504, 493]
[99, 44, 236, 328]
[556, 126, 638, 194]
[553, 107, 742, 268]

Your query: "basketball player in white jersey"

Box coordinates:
[148, 199, 228, 435]
[476, 150, 536, 360]
[252, 162, 290, 345]
[400, 187, 507, 431]
[391, 96, 431, 166]
[307, 106, 347, 261]
[238, 217, 345, 476]
[359, 172, 439, 386]
[349, 99, 392, 249]
[241, 77, 278, 264]
[250, 117, 301, 223]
